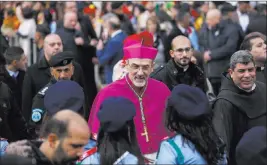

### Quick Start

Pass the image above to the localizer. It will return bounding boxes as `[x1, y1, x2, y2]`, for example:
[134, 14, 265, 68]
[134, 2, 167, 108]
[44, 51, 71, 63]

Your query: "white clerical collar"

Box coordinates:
[237, 83, 256, 92]
[5, 65, 19, 78]
[111, 30, 122, 38]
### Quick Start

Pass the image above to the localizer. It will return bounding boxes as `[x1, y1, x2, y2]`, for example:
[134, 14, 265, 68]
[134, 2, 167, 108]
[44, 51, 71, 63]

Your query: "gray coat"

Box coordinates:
[199, 20, 239, 78]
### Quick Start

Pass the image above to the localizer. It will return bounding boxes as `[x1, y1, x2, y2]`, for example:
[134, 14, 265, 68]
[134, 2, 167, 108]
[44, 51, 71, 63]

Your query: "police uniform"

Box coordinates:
[236, 126, 267, 165]
[156, 85, 227, 164]
[77, 97, 139, 165]
[29, 52, 84, 135]
[30, 80, 84, 133]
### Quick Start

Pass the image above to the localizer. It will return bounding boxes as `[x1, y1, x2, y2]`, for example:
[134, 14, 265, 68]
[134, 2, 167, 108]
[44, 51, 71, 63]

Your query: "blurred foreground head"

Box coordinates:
[39, 110, 90, 164]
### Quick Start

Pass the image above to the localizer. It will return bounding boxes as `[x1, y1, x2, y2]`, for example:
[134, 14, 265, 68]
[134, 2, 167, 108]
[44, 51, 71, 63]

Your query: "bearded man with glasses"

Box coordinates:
[151, 35, 205, 92]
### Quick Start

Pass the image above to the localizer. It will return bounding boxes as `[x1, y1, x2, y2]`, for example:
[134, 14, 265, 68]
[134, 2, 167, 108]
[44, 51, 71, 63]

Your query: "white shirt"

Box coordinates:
[237, 10, 249, 32]
[6, 66, 19, 78]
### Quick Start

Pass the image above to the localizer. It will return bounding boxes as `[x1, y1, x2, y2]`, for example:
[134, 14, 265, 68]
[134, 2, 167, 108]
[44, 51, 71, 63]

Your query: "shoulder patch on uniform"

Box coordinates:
[31, 108, 43, 122]
[38, 87, 49, 96]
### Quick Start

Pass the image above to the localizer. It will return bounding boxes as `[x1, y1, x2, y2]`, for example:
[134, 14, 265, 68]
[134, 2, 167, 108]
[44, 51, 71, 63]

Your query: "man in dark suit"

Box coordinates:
[22, 34, 86, 122]
[3, 47, 27, 108]
[199, 9, 239, 96]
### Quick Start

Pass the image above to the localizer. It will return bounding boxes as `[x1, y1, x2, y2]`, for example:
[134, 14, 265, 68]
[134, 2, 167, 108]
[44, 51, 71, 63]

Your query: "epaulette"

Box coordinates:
[38, 86, 49, 96]
[151, 65, 165, 77]
[77, 147, 97, 163]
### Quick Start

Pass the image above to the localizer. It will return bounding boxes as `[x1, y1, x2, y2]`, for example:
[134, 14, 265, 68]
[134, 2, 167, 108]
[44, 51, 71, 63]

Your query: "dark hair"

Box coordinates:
[165, 105, 225, 165]
[39, 118, 69, 139]
[97, 120, 144, 165]
[175, 11, 190, 22]
[36, 24, 50, 39]
[240, 32, 266, 51]
[4, 47, 24, 65]
[22, 7, 33, 19]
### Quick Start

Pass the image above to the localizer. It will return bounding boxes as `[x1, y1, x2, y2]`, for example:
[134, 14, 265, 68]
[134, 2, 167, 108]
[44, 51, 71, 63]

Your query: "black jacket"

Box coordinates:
[10, 140, 77, 165]
[22, 56, 86, 122]
[199, 20, 239, 78]
[212, 73, 266, 165]
[150, 60, 205, 92]
[3, 69, 25, 108]
[0, 81, 30, 142]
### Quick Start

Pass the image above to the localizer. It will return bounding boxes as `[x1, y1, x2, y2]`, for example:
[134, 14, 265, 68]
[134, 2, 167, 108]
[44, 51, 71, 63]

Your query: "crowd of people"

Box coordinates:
[0, 1, 266, 165]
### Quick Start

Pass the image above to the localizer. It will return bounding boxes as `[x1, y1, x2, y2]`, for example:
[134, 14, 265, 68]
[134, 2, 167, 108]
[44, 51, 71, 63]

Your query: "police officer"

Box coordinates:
[30, 80, 85, 137]
[78, 97, 144, 164]
[151, 35, 205, 92]
[29, 51, 86, 136]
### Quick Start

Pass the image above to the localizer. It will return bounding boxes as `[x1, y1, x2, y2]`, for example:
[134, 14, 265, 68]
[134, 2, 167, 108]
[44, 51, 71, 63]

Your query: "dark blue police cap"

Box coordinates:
[168, 84, 210, 120]
[97, 97, 136, 132]
[48, 51, 74, 67]
[44, 80, 84, 116]
[236, 126, 267, 165]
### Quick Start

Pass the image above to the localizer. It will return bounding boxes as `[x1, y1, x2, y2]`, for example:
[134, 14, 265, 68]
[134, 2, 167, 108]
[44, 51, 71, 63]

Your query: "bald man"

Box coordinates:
[22, 34, 86, 123]
[151, 35, 205, 91]
[6, 110, 90, 165]
[199, 8, 239, 95]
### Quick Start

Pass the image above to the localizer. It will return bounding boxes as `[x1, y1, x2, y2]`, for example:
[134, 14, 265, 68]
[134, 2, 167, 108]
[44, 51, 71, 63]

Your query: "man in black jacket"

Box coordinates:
[151, 35, 205, 92]
[29, 52, 86, 137]
[3, 46, 27, 108]
[6, 110, 90, 165]
[22, 34, 86, 122]
[0, 53, 30, 142]
[212, 50, 266, 165]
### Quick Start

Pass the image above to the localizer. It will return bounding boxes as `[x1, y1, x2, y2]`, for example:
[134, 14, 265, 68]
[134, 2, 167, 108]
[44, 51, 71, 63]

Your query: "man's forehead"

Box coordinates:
[46, 37, 62, 44]
[235, 62, 255, 69]
[128, 58, 153, 65]
[172, 38, 191, 48]
[251, 37, 265, 44]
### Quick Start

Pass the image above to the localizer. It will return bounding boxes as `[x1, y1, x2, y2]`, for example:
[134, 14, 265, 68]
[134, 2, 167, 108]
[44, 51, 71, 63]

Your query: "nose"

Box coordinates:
[136, 68, 144, 75]
[244, 70, 250, 78]
[59, 72, 67, 79]
[77, 148, 84, 157]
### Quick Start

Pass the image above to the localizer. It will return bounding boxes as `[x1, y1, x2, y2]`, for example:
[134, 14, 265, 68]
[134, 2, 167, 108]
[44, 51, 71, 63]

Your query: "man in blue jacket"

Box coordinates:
[96, 13, 127, 84]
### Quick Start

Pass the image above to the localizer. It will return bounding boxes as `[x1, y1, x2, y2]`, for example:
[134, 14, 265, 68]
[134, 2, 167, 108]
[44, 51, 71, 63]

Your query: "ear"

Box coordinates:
[228, 68, 233, 78]
[11, 60, 17, 66]
[151, 61, 155, 72]
[47, 133, 58, 149]
[169, 50, 174, 58]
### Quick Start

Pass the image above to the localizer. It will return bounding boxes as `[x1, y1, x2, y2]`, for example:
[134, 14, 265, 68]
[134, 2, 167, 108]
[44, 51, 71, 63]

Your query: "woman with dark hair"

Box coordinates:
[156, 84, 227, 165]
[78, 97, 144, 165]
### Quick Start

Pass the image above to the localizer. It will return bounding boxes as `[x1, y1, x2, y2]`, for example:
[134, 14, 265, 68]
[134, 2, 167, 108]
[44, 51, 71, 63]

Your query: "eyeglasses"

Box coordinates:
[173, 47, 192, 53]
